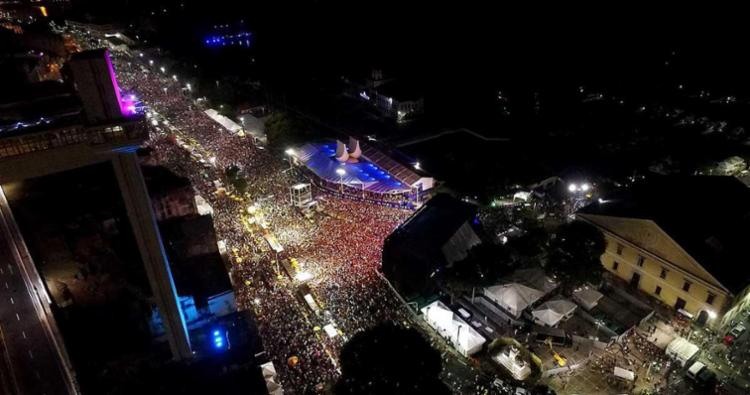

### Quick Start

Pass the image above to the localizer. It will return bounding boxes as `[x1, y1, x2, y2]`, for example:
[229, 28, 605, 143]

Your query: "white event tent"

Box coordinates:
[532, 299, 578, 327]
[483, 283, 544, 318]
[572, 286, 604, 311]
[421, 300, 486, 356]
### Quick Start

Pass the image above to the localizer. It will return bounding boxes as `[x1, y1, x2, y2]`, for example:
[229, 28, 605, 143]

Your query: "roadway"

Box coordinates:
[0, 202, 74, 394]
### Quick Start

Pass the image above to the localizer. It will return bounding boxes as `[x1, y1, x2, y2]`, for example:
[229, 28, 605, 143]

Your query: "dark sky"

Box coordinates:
[70, 1, 750, 100]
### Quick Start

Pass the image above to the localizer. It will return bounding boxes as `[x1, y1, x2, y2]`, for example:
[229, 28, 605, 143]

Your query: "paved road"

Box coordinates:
[0, 220, 71, 394]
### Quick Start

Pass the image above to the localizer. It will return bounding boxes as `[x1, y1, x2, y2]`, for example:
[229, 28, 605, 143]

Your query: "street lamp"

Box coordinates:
[336, 168, 346, 193]
[568, 183, 577, 192]
[172, 74, 178, 81]
[284, 148, 295, 170]
[185, 83, 191, 91]
[160, 66, 166, 73]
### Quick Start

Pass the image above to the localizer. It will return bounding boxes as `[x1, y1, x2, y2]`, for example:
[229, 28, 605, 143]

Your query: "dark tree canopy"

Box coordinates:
[335, 322, 450, 395]
[546, 221, 606, 291]
[450, 242, 512, 286]
[264, 111, 311, 149]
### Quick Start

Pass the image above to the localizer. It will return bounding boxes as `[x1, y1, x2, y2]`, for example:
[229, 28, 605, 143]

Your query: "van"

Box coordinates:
[686, 361, 716, 386]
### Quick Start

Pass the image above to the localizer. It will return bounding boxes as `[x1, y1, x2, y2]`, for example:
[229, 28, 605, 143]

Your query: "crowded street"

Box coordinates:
[70, 38, 493, 393]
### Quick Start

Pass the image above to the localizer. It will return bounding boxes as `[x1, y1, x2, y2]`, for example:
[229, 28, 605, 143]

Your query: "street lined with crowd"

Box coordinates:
[72, 42, 486, 392]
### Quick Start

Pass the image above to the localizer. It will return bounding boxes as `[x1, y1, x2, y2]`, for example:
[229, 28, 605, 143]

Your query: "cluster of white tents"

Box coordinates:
[421, 300, 486, 356]
[482, 282, 579, 327]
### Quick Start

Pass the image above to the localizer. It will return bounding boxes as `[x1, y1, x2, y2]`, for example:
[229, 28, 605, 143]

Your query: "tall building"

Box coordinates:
[67, 48, 136, 123]
[0, 49, 190, 394]
[578, 176, 750, 329]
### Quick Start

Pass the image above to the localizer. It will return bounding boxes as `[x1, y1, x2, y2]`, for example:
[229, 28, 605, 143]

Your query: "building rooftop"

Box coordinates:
[142, 165, 192, 197]
[390, 194, 479, 263]
[579, 176, 750, 293]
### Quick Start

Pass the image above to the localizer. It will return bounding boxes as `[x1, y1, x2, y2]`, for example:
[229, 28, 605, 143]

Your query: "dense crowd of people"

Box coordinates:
[100, 46, 436, 392]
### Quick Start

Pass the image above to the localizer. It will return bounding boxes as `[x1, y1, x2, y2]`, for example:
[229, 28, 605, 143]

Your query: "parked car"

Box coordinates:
[723, 323, 746, 345]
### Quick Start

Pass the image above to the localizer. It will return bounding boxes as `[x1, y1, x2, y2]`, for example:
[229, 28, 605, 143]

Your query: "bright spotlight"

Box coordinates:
[581, 183, 590, 192]
[568, 183, 577, 192]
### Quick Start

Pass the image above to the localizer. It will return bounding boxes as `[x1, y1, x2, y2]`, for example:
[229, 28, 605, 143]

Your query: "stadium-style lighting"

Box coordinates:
[568, 183, 577, 192]
[284, 148, 296, 170]
[414, 161, 421, 170]
[581, 183, 590, 192]
[336, 168, 346, 192]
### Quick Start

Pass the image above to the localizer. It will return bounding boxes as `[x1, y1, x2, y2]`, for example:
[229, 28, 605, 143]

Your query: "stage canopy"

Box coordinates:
[532, 299, 578, 327]
[421, 300, 485, 356]
[296, 141, 413, 194]
[484, 283, 544, 318]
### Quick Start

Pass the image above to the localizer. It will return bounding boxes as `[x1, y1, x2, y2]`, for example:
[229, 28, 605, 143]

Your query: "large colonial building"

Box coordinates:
[578, 176, 750, 328]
